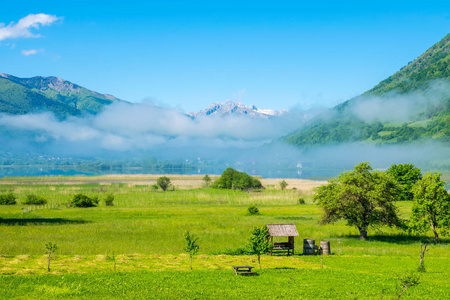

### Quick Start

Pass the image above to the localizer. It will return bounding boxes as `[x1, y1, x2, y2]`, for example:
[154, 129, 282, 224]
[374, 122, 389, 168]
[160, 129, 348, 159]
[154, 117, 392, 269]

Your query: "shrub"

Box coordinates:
[211, 167, 263, 191]
[151, 184, 159, 192]
[297, 197, 306, 205]
[0, 193, 16, 205]
[71, 193, 99, 208]
[22, 194, 47, 205]
[105, 194, 114, 206]
[248, 204, 259, 215]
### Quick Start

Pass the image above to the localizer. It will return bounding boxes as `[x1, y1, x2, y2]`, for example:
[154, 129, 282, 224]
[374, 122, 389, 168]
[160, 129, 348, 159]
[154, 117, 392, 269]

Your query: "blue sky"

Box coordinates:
[1, 1, 449, 112]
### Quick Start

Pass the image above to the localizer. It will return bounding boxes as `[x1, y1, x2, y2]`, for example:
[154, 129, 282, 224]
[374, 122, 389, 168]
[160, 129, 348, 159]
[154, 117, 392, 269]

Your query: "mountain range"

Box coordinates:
[0, 73, 122, 118]
[1, 33, 449, 146]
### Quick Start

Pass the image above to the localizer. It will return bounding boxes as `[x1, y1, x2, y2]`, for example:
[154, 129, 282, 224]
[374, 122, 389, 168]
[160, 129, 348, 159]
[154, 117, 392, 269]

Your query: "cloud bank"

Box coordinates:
[0, 14, 60, 41]
[0, 102, 308, 156]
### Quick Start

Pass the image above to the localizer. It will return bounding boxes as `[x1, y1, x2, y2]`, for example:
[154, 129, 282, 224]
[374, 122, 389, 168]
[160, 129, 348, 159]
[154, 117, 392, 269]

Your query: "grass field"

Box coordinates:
[0, 175, 449, 299]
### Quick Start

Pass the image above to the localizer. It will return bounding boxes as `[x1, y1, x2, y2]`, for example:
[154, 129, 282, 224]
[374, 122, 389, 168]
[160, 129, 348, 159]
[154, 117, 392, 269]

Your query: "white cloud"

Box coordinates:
[21, 49, 44, 56]
[0, 14, 60, 41]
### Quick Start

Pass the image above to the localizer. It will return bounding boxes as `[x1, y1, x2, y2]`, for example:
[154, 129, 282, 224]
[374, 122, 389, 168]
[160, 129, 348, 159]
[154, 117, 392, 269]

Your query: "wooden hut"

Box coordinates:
[266, 224, 299, 256]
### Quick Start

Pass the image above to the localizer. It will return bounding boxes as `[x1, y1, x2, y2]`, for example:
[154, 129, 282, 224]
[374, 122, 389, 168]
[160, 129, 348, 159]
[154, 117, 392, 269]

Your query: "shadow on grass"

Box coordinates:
[0, 218, 90, 226]
[340, 234, 450, 245]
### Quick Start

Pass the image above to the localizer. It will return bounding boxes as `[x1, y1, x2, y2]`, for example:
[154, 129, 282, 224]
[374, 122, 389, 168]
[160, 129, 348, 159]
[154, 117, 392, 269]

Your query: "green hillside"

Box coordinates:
[0, 74, 123, 118]
[285, 33, 450, 147]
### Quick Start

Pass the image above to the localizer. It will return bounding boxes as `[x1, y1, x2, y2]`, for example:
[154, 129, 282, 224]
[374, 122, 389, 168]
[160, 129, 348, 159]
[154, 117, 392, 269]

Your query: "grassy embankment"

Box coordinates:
[0, 175, 449, 299]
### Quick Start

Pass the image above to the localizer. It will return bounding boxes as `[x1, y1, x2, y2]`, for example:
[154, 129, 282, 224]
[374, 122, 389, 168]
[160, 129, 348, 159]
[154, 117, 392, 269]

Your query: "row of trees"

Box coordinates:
[314, 162, 450, 243]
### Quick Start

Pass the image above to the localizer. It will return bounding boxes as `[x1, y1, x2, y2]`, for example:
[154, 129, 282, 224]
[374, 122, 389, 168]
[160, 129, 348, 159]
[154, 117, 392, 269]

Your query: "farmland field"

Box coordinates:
[0, 175, 449, 299]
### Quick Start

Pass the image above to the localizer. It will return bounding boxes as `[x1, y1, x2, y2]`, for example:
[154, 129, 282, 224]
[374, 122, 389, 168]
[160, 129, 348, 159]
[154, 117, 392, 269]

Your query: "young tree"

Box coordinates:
[157, 176, 171, 191]
[183, 231, 200, 270]
[202, 175, 212, 187]
[279, 180, 288, 190]
[418, 243, 429, 272]
[45, 242, 58, 272]
[409, 172, 450, 244]
[314, 162, 401, 240]
[247, 225, 271, 269]
[387, 164, 422, 201]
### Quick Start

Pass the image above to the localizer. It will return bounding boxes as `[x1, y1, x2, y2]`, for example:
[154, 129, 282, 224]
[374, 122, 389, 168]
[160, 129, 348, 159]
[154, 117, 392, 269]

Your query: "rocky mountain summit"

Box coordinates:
[188, 100, 287, 119]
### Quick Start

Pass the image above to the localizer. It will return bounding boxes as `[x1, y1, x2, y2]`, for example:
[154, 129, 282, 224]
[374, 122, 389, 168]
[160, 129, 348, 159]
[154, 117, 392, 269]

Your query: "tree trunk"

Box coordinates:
[430, 220, 439, 244]
[190, 255, 192, 270]
[258, 254, 261, 269]
[359, 228, 368, 240]
[47, 252, 51, 272]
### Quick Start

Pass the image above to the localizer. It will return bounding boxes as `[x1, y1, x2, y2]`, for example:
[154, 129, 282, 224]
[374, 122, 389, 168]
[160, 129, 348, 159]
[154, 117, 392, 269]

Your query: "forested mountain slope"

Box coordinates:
[0, 74, 123, 118]
[285, 33, 450, 146]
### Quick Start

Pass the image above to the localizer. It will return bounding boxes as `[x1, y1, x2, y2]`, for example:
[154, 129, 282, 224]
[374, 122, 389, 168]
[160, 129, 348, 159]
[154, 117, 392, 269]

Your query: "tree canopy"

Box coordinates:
[409, 172, 450, 244]
[387, 164, 422, 201]
[313, 162, 401, 240]
[211, 167, 263, 190]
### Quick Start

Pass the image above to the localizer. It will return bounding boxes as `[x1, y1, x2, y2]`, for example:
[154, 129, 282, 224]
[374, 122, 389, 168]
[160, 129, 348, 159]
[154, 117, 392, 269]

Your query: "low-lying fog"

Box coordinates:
[0, 80, 449, 178]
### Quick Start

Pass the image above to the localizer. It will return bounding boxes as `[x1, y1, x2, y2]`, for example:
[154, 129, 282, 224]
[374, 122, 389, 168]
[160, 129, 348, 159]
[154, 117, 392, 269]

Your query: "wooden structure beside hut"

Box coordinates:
[266, 224, 299, 256]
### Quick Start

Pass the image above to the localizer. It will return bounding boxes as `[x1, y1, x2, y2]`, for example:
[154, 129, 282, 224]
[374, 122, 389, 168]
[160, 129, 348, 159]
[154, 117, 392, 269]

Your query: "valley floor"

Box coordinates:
[0, 175, 449, 299]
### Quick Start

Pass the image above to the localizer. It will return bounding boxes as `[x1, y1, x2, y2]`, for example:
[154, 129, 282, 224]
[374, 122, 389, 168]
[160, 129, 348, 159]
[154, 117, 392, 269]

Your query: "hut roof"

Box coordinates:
[266, 224, 299, 237]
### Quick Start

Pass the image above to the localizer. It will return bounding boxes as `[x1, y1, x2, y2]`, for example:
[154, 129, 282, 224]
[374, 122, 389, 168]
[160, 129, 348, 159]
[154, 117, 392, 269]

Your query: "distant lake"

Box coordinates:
[0, 165, 339, 180]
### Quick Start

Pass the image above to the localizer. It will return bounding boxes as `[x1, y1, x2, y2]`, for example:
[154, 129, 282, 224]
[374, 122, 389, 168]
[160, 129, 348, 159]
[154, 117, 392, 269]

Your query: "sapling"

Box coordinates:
[184, 231, 200, 270]
[418, 243, 429, 272]
[107, 251, 116, 272]
[247, 225, 271, 269]
[45, 242, 58, 272]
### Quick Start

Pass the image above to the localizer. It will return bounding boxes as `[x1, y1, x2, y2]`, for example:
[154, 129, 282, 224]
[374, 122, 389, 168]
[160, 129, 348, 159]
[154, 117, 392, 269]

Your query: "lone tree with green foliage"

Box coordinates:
[157, 176, 171, 191]
[247, 225, 271, 269]
[279, 180, 288, 190]
[387, 164, 422, 201]
[45, 242, 58, 272]
[314, 162, 401, 240]
[202, 174, 212, 187]
[211, 167, 263, 191]
[184, 231, 200, 270]
[409, 172, 450, 244]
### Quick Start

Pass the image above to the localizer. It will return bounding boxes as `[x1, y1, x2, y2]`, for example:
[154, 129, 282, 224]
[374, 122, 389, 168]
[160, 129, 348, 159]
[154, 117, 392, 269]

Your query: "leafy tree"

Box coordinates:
[387, 164, 422, 201]
[314, 162, 401, 240]
[183, 231, 200, 270]
[202, 175, 212, 187]
[279, 180, 288, 190]
[45, 242, 58, 272]
[71, 193, 99, 208]
[210, 167, 263, 190]
[247, 225, 271, 269]
[409, 172, 450, 244]
[157, 176, 171, 191]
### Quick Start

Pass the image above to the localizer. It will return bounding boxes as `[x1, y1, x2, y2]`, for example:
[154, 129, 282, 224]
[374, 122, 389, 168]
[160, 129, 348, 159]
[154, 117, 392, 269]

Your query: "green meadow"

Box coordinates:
[0, 176, 449, 299]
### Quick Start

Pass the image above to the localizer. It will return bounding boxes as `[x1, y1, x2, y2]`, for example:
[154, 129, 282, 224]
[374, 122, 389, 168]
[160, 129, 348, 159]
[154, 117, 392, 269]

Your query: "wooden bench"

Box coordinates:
[232, 265, 257, 276]
[270, 242, 294, 256]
